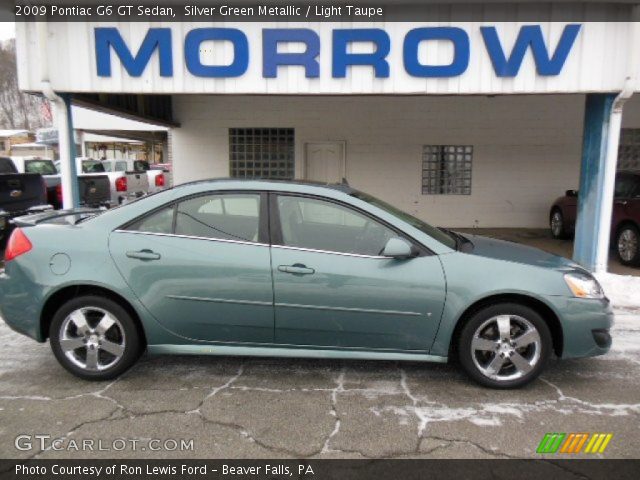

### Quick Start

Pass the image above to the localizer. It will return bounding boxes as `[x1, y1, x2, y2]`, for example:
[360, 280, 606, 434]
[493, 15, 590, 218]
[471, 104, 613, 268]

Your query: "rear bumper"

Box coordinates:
[544, 295, 614, 359]
[0, 268, 46, 342]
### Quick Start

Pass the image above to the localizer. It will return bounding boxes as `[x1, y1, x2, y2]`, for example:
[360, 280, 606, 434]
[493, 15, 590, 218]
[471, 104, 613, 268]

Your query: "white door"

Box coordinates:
[304, 142, 345, 183]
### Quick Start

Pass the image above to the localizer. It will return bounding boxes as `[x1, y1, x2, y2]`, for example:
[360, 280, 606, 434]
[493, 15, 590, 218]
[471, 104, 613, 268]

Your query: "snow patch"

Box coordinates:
[595, 272, 640, 310]
[469, 417, 502, 426]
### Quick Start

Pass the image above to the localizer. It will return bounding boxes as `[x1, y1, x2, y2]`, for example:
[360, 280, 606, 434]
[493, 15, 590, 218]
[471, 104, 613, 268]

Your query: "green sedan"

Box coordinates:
[0, 180, 613, 388]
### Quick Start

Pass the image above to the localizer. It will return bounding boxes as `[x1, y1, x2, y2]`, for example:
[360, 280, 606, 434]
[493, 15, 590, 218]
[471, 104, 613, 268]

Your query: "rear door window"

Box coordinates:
[126, 206, 174, 234]
[175, 194, 261, 242]
[125, 193, 262, 243]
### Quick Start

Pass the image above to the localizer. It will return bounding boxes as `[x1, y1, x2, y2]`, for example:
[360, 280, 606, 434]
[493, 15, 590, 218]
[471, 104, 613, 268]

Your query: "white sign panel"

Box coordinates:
[15, 21, 637, 94]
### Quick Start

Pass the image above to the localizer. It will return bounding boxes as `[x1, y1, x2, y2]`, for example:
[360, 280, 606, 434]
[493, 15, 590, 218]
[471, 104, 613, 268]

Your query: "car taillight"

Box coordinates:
[155, 173, 165, 187]
[4, 228, 32, 262]
[115, 176, 127, 192]
[56, 184, 63, 204]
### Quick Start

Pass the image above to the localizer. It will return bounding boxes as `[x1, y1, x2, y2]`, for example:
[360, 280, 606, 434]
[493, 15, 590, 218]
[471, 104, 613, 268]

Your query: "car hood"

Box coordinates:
[461, 233, 581, 271]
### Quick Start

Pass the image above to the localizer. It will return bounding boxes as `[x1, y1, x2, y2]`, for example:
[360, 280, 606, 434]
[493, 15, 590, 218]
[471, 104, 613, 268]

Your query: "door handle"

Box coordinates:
[126, 249, 161, 261]
[278, 264, 315, 275]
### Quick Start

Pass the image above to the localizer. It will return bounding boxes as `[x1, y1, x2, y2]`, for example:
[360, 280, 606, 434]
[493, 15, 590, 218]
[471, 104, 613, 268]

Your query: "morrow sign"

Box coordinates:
[95, 24, 582, 79]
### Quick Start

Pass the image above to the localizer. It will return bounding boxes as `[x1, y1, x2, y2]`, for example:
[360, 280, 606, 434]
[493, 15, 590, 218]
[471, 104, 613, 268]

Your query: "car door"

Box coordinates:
[270, 193, 446, 352]
[613, 173, 640, 229]
[109, 192, 274, 344]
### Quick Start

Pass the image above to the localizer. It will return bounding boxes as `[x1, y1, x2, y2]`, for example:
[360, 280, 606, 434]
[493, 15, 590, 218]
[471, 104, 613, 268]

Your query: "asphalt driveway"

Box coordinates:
[1, 301, 638, 460]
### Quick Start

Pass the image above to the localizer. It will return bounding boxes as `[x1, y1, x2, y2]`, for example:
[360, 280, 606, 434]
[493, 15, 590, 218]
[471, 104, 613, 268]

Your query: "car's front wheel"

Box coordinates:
[458, 303, 552, 389]
[50, 295, 142, 380]
[616, 224, 640, 266]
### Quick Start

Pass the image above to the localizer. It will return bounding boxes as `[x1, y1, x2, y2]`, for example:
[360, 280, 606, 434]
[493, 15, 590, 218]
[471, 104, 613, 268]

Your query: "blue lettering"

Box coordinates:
[95, 27, 172, 77]
[481, 24, 581, 77]
[403, 27, 469, 77]
[95, 25, 579, 80]
[184, 28, 249, 77]
[332, 29, 390, 78]
[263, 29, 320, 78]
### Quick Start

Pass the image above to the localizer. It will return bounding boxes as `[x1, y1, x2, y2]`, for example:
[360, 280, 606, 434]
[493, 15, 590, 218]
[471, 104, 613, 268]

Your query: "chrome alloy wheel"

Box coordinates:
[551, 211, 563, 237]
[471, 315, 541, 382]
[59, 307, 126, 371]
[618, 228, 639, 263]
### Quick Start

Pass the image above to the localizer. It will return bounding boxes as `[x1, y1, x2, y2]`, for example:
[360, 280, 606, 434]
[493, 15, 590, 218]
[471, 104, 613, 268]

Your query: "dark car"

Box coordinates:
[550, 170, 640, 266]
[0, 156, 51, 244]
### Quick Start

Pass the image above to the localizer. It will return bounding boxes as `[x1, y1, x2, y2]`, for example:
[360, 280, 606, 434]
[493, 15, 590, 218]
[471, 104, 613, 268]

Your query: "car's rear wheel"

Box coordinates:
[458, 303, 552, 389]
[550, 209, 567, 239]
[616, 224, 640, 266]
[50, 295, 142, 380]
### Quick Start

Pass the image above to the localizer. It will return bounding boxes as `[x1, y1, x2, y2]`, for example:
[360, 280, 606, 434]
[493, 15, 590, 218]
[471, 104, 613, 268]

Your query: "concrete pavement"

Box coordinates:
[1, 303, 638, 459]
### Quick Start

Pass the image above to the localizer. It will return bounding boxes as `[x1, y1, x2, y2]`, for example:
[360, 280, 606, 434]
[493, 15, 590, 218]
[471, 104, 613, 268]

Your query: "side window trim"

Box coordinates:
[269, 192, 431, 257]
[268, 192, 283, 246]
[118, 190, 270, 245]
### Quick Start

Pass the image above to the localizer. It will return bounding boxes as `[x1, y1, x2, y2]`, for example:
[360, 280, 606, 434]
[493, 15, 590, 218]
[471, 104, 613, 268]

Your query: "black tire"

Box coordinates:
[550, 208, 568, 239]
[458, 303, 552, 389]
[49, 295, 142, 381]
[615, 223, 640, 267]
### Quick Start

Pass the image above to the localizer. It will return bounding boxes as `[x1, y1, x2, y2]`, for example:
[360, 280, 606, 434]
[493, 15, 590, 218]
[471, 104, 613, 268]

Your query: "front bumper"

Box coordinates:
[545, 295, 614, 359]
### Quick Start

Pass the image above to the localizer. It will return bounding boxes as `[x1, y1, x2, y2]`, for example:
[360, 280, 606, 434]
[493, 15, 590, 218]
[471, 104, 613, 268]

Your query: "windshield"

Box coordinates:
[82, 160, 106, 173]
[25, 159, 57, 175]
[351, 190, 457, 249]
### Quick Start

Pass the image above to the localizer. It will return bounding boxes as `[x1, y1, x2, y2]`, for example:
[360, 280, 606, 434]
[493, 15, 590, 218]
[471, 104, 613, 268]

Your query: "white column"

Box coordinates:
[51, 98, 77, 209]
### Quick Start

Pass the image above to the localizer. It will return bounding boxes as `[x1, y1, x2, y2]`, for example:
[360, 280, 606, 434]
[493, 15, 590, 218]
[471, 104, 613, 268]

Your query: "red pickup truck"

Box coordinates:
[550, 170, 640, 266]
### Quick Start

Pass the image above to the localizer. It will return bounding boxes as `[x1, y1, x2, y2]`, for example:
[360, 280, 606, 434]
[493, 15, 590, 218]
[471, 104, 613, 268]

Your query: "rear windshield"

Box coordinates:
[82, 160, 106, 173]
[134, 160, 150, 172]
[25, 159, 57, 175]
[103, 161, 127, 172]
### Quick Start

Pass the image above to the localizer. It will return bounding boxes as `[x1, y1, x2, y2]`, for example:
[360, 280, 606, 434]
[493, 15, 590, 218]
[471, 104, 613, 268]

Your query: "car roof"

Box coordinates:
[177, 178, 356, 194]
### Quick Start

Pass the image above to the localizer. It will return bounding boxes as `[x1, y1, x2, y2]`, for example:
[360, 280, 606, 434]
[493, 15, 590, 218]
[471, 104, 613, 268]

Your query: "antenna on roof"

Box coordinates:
[341, 177, 349, 185]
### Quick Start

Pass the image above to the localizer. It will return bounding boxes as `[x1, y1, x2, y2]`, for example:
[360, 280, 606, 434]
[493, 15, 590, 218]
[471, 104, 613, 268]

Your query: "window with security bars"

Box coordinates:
[422, 145, 473, 195]
[618, 129, 640, 170]
[229, 128, 294, 179]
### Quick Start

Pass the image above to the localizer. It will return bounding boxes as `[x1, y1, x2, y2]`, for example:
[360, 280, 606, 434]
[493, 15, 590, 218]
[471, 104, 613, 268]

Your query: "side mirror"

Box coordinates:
[381, 237, 417, 259]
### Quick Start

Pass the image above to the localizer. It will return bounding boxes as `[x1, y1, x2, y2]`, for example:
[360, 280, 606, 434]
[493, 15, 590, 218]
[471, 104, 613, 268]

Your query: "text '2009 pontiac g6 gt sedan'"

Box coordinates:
[0, 180, 612, 388]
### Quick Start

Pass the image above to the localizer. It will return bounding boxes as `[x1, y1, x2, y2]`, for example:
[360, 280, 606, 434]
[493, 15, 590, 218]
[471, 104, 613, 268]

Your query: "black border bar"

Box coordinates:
[2, 1, 636, 22]
[2, 460, 640, 480]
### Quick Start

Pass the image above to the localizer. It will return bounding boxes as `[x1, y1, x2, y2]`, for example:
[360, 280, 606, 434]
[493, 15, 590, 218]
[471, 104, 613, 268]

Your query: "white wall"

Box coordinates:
[622, 95, 640, 128]
[171, 94, 592, 228]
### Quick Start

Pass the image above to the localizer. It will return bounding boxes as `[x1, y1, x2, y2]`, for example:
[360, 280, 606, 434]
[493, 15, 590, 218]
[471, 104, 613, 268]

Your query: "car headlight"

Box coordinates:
[564, 272, 604, 299]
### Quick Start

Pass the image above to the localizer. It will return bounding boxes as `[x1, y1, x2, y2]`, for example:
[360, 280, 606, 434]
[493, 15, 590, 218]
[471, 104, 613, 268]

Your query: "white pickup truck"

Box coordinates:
[12, 156, 111, 209]
[55, 158, 149, 206]
[101, 159, 168, 194]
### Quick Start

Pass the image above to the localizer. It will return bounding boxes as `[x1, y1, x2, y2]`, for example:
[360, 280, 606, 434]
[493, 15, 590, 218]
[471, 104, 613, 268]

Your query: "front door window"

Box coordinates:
[276, 195, 396, 256]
